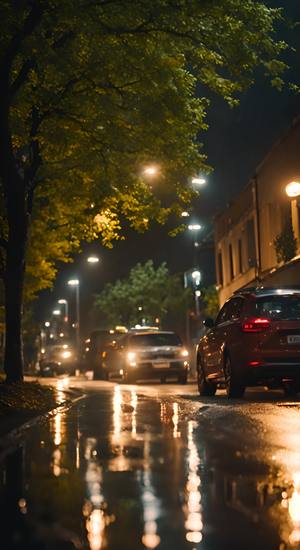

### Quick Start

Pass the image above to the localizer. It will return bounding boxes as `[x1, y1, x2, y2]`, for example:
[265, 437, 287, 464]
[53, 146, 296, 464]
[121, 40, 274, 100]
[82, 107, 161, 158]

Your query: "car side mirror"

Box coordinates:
[204, 317, 214, 329]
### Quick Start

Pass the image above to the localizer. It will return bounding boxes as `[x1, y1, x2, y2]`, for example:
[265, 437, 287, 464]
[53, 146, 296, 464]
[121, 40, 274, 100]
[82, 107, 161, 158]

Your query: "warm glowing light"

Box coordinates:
[131, 390, 138, 437]
[127, 351, 136, 362]
[87, 256, 100, 263]
[86, 509, 106, 550]
[53, 309, 61, 315]
[184, 421, 203, 545]
[181, 211, 190, 217]
[181, 349, 189, 357]
[286, 181, 300, 198]
[192, 176, 206, 185]
[58, 299, 67, 304]
[143, 165, 158, 177]
[45, 321, 50, 327]
[62, 350, 72, 359]
[188, 224, 202, 231]
[172, 402, 180, 439]
[68, 278, 79, 286]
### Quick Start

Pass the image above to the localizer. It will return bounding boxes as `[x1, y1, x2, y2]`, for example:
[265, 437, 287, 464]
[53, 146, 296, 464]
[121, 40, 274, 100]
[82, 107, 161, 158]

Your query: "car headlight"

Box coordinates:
[181, 349, 189, 357]
[127, 351, 136, 362]
[62, 350, 72, 359]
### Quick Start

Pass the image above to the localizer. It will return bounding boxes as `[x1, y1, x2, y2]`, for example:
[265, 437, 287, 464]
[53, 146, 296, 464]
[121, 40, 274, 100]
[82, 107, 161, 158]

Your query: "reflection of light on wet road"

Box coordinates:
[86, 508, 106, 550]
[131, 389, 138, 437]
[184, 421, 203, 544]
[113, 386, 122, 438]
[84, 437, 109, 549]
[172, 402, 180, 439]
[282, 472, 300, 545]
[141, 470, 161, 549]
[56, 377, 70, 404]
[53, 410, 62, 446]
[52, 448, 62, 477]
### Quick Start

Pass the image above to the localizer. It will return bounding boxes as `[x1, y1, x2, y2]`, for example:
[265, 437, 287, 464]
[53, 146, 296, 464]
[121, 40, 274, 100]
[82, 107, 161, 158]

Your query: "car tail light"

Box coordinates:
[242, 318, 271, 333]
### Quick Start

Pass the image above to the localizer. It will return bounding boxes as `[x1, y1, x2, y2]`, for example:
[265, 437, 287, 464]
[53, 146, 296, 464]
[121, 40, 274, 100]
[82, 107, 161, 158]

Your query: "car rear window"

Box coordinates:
[254, 295, 300, 320]
[129, 333, 182, 347]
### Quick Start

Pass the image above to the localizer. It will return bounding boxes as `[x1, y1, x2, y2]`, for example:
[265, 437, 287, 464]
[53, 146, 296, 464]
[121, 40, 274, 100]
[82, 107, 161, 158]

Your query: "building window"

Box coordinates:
[238, 239, 243, 274]
[218, 252, 223, 286]
[229, 244, 234, 280]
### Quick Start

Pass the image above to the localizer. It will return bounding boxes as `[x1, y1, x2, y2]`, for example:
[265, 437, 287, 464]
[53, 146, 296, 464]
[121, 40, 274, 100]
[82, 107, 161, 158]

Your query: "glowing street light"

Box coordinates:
[67, 279, 80, 354]
[58, 299, 69, 323]
[188, 224, 202, 231]
[87, 255, 100, 264]
[181, 211, 190, 217]
[286, 181, 300, 198]
[68, 279, 79, 286]
[143, 165, 159, 177]
[52, 309, 61, 316]
[45, 321, 50, 327]
[191, 176, 206, 186]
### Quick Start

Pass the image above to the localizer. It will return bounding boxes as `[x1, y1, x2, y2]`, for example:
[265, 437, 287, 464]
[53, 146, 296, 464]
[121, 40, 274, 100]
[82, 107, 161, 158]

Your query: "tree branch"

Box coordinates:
[0, 2, 43, 76]
[10, 59, 34, 97]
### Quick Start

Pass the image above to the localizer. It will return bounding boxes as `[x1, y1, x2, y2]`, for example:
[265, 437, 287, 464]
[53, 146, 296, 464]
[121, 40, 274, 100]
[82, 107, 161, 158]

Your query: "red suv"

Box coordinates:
[196, 288, 300, 398]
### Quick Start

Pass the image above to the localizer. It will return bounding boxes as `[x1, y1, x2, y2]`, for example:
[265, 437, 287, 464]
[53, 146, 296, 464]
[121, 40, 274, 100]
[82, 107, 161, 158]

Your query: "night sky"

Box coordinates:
[37, 0, 300, 333]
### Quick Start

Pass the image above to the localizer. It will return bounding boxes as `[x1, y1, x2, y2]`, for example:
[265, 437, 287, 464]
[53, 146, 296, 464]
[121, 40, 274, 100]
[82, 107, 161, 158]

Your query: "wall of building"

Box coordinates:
[214, 117, 300, 306]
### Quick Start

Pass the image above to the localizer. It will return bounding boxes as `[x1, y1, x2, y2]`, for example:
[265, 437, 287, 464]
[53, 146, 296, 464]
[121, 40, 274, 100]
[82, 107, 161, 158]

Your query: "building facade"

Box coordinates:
[215, 117, 300, 305]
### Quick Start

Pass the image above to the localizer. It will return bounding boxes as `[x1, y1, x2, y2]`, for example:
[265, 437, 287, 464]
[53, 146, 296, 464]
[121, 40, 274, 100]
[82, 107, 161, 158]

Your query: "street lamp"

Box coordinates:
[67, 279, 80, 355]
[87, 255, 100, 264]
[286, 180, 300, 198]
[188, 224, 202, 231]
[143, 165, 159, 177]
[58, 299, 69, 322]
[191, 176, 206, 186]
[52, 309, 61, 316]
[181, 211, 190, 217]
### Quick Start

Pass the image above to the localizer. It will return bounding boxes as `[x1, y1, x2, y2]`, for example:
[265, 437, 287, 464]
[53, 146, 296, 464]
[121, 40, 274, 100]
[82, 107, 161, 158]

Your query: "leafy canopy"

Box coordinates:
[0, 0, 286, 298]
[93, 260, 192, 329]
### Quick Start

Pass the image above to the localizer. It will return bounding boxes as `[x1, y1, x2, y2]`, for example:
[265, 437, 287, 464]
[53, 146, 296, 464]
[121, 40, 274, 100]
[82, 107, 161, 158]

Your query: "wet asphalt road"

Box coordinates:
[2, 378, 300, 549]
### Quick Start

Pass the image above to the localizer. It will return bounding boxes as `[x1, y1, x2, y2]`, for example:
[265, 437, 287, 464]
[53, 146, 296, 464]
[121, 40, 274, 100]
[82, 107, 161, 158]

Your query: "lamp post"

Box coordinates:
[67, 279, 80, 355]
[285, 180, 300, 246]
[188, 223, 202, 264]
[58, 299, 69, 323]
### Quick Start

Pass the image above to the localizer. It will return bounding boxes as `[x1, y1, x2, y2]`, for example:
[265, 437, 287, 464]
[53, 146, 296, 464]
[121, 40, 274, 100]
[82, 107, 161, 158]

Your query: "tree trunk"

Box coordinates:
[4, 187, 28, 383]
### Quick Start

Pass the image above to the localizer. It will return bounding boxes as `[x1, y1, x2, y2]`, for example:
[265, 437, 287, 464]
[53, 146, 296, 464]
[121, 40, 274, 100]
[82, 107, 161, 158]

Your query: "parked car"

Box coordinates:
[39, 343, 76, 376]
[102, 330, 189, 383]
[85, 328, 127, 380]
[196, 287, 300, 398]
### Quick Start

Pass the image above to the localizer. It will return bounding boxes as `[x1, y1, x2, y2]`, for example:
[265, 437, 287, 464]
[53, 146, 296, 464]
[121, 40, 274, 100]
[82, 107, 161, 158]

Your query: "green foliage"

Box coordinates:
[202, 285, 220, 319]
[93, 260, 192, 329]
[274, 216, 297, 264]
[0, 0, 287, 300]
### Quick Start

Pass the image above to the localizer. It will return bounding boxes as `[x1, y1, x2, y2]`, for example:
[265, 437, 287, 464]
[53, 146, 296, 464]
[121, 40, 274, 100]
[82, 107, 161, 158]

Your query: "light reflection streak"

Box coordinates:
[131, 389, 138, 438]
[172, 402, 180, 439]
[84, 437, 113, 549]
[184, 421, 203, 544]
[56, 377, 69, 404]
[141, 470, 161, 549]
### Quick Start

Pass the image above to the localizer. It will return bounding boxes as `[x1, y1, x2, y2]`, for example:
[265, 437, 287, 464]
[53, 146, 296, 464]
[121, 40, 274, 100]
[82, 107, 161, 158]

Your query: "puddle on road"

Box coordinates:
[0, 386, 300, 549]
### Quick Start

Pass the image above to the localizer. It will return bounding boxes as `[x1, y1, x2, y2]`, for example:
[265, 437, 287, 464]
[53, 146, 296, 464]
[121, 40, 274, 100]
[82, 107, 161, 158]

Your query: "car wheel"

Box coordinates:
[197, 359, 216, 396]
[283, 380, 300, 397]
[178, 373, 188, 384]
[224, 355, 245, 399]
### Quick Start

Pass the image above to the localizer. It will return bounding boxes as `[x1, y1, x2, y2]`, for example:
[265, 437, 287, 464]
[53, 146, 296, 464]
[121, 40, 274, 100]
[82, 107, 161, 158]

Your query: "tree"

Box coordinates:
[93, 260, 192, 334]
[0, 1, 285, 381]
[202, 285, 220, 319]
[274, 215, 297, 264]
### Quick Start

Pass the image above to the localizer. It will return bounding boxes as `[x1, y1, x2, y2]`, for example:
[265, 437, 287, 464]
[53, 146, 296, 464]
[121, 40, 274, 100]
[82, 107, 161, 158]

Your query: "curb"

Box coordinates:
[0, 392, 86, 460]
